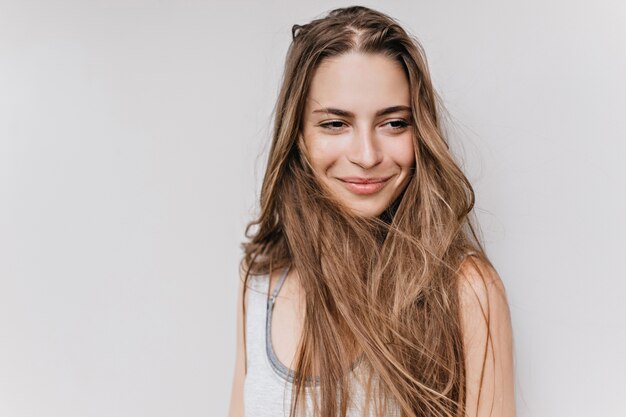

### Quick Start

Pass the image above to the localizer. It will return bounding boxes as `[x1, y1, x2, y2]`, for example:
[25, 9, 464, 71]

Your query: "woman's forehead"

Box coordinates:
[305, 52, 410, 117]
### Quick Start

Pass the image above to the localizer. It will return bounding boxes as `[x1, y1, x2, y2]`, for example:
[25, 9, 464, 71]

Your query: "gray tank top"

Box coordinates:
[242, 266, 400, 417]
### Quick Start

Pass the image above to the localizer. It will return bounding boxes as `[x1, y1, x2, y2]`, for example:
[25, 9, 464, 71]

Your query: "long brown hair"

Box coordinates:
[241, 6, 491, 417]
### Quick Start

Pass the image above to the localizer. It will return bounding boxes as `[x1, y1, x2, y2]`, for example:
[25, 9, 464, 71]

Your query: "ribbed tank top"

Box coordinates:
[242, 266, 401, 417]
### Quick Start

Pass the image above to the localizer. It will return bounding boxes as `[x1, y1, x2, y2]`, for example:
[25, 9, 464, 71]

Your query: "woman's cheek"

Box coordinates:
[388, 135, 416, 167]
[310, 137, 345, 166]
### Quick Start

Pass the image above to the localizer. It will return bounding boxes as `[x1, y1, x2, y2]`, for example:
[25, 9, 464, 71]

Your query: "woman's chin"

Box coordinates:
[344, 202, 385, 219]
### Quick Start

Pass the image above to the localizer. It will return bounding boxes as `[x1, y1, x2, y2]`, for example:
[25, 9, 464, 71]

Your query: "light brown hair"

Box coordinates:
[241, 6, 492, 417]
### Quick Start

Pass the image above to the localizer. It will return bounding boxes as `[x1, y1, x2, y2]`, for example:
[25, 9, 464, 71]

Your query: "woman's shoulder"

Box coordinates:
[242, 270, 270, 294]
[456, 255, 516, 416]
[240, 262, 293, 296]
[456, 253, 512, 369]
[456, 253, 512, 348]
[246, 273, 269, 285]
[456, 254, 507, 309]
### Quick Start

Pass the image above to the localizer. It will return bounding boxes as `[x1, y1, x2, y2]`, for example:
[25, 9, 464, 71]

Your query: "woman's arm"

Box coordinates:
[458, 257, 516, 417]
[227, 266, 247, 417]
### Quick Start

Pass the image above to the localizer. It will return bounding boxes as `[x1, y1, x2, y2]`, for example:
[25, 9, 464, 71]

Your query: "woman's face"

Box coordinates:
[301, 52, 416, 218]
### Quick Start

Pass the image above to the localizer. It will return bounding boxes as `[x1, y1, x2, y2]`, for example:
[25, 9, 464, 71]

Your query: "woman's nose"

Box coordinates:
[347, 127, 383, 169]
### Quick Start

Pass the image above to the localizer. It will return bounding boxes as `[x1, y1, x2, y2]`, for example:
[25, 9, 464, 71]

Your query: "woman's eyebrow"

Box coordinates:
[312, 105, 411, 118]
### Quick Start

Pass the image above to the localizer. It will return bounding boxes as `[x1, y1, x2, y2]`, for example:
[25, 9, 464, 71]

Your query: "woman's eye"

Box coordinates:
[319, 121, 346, 130]
[386, 119, 410, 130]
[318, 119, 410, 132]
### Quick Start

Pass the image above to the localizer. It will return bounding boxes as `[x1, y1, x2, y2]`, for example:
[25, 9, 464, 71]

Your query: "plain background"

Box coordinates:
[1, 1, 625, 416]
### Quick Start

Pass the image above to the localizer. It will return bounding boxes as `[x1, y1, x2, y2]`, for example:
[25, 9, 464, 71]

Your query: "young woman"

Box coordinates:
[228, 6, 514, 417]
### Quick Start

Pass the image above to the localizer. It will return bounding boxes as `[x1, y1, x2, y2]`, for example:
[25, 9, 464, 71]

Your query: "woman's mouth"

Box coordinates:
[337, 176, 392, 195]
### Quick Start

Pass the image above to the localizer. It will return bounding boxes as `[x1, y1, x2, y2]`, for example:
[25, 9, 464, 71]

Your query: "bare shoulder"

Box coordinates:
[228, 259, 250, 417]
[238, 259, 250, 308]
[456, 254, 512, 354]
[457, 255, 509, 319]
[457, 254, 516, 417]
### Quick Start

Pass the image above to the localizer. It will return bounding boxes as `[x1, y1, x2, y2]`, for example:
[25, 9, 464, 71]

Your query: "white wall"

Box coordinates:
[1, 1, 624, 416]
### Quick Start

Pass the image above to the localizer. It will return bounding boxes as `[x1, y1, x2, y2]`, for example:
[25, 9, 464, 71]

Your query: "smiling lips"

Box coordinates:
[338, 176, 392, 195]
